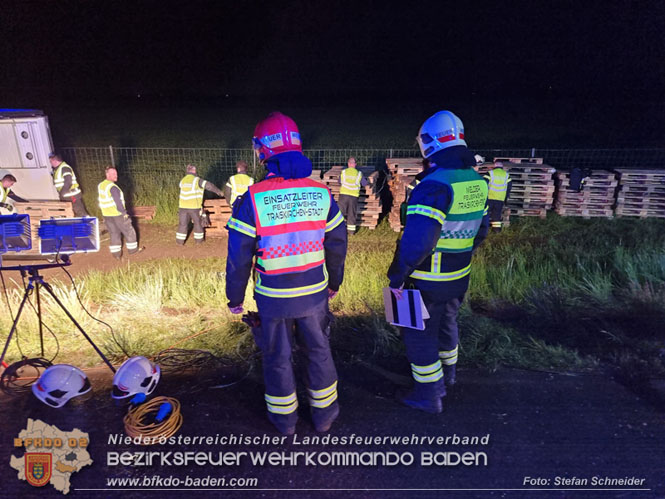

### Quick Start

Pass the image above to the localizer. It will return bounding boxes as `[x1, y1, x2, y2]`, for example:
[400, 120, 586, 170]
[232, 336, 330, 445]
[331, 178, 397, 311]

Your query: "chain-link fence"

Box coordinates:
[59, 145, 665, 221]
[62, 146, 665, 177]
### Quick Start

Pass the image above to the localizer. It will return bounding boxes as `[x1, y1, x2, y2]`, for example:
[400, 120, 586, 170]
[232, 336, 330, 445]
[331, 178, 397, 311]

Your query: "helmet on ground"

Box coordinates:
[252, 112, 302, 162]
[32, 364, 91, 408]
[112, 356, 160, 400]
[416, 110, 466, 159]
[474, 154, 485, 166]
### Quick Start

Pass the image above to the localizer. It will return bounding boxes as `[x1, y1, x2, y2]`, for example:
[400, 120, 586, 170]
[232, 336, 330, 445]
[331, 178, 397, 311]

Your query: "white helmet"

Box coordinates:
[474, 154, 485, 166]
[416, 111, 466, 158]
[32, 364, 92, 408]
[112, 356, 160, 400]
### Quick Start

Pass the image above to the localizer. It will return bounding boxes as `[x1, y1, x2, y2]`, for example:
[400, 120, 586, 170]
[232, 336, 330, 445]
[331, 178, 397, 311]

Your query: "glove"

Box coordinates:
[229, 304, 244, 314]
[0, 202, 10, 209]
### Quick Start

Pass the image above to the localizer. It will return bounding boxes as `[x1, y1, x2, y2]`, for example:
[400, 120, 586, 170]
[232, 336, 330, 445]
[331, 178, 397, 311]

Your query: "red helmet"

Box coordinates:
[253, 112, 302, 162]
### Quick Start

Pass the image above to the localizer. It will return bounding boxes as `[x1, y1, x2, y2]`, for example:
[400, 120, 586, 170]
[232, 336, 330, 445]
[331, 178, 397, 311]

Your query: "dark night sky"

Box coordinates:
[1, 0, 664, 102]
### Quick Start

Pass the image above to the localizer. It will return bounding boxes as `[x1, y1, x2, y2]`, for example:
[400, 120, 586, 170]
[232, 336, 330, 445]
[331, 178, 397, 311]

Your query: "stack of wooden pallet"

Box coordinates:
[14, 201, 74, 256]
[385, 158, 424, 231]
[502, 158, 555, 219]
[554, 170, 616, 218]
[309, 170, 322, 181]
[323, 166, 383, 229]
[615, 169, 665, 218]
[203, 198, 232, 237]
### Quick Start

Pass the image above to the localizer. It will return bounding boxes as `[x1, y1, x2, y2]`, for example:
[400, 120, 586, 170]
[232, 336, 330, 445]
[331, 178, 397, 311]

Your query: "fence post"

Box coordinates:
[109, 145, 115, 166]
[531, 147, 536, 158]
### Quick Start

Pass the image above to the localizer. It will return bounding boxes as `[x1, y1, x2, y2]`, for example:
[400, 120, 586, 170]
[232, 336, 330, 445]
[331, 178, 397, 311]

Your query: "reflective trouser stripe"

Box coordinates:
[439, 346, 458, 366]
[109, 245, 122, 254]
[193, 232, 204, 240]
[411, 360, 444, 383]
[308, 381, 338, 409]
[265, 392, 298, 414]
[62, 189, 81, 197]
[491, 221, 502, 227]
[126, 242, 138, 250]
[176, 232, 187, 240]
[347, 225, 356, 231]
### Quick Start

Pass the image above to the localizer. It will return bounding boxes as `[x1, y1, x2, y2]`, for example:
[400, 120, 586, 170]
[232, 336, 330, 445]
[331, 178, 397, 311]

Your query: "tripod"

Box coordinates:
[0, 261, 116, 373]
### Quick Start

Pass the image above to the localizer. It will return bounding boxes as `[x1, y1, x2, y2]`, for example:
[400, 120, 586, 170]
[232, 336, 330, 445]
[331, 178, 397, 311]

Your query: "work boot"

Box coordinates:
[128, 246, 145, 255]
[396, 380, 444, 414]
[443, 365, 456, 387]
[267, 412, 296, 436]
[314, 404, 340, 433]
[112, 253, 122, 261]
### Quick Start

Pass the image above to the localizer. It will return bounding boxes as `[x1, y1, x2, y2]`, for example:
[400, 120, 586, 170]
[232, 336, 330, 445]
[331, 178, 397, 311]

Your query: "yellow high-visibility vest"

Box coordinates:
[54, 162, 81, 197]
[340, 168, 362, 197]
[97, 180, 125, 217]
[179, 174, 206, 209]
[226, 174, 254, 205]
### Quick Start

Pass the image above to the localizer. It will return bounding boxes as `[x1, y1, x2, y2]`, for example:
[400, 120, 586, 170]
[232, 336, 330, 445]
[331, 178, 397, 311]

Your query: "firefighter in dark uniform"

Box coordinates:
[176, 164, 223, 245]
[483, 160, 512, 232]
[49, 153, 89, 217]
[226, 112, 347, 435]
[388, 110, 489, 414]
[98, 166, 143, 260]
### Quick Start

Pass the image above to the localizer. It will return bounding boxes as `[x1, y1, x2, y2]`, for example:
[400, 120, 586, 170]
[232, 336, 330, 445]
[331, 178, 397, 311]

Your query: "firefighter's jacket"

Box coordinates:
[388, 146, 490, 300]
[226, 151, 347, 319]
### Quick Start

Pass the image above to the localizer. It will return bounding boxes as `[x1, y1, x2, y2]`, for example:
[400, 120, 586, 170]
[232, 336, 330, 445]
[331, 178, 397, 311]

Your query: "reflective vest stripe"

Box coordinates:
[406, 204, 446, 225]
[254, 267, 329, 298]
[410, 263, 472, 282]
[326, 211, 344, 232]
[179, 175, 205, 209]
[0, 187, 8, 204]
[227, 217, 256, 238]
[97, 180, 124, 217]
[259, 249, 325, 274]
[340, 168, 362, 196]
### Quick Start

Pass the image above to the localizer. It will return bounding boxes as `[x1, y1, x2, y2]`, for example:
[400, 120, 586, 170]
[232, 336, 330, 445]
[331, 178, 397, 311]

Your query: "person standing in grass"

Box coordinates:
[225, 112, 347, 435]
[388, 110, 489, 414]
[337, 157, 368, 234]
[98, 166, 143, 260]
[224, 160, 254, 207]
[49, 152, 89, 217]
[483, 160, 512, 232]
[176, 164, 223, 245]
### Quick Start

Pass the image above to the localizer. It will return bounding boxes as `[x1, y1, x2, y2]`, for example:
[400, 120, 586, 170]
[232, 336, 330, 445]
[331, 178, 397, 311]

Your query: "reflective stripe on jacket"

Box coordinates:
[485, 168, 510, 201]
[226, 174, 254, 205]
[339, 168, 362, 197]
[408, 168, 488, 282]
[98, 180, 125, 217]
[54, 162, 81, 197]
[179, 174, 206, 209]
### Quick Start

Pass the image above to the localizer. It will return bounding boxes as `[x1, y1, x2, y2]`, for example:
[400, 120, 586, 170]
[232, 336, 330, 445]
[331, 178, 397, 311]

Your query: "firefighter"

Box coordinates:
[337, 157, 368, 234]
[0, 174, 28, 213]
[483, 160, 512, 232]
[225, 112, 347, 435]
[49, 153, 89, 217]
[387, 111, 489, 414]
[176, 164, 223, 245]
[98, 166, 143, 259]
[224, 160, 254, 207]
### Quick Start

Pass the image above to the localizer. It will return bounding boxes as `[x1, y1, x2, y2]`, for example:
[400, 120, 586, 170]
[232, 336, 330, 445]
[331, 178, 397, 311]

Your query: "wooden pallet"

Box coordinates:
[508, 207, 547, 218]
[128, 206, 156, 220]
[615, 207, 665, 218]
[203, 199, 232, 237]
[494, 157, 544, 164]
[555, 207, 614, 218]
[616, 169, 665, 182]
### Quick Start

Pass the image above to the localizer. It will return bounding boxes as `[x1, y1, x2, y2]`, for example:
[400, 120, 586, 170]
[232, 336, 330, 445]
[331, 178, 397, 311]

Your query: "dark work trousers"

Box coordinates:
[401, 289, 464, 391]
[337, 194, 359, 232]
[176, 208, 204, 244]
[68, 196, 89, 217]
[256, 304, 338, 430]
[105, 215, 138, 257]
[488, 199, 504, 231]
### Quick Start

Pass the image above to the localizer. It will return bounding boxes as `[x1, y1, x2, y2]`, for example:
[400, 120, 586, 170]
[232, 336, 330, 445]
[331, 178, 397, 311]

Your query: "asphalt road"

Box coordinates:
[2, 361, 664, 499]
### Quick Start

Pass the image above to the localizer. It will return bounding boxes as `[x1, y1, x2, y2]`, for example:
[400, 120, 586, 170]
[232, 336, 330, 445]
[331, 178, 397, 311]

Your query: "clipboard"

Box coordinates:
[383, 288, 430, 330]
